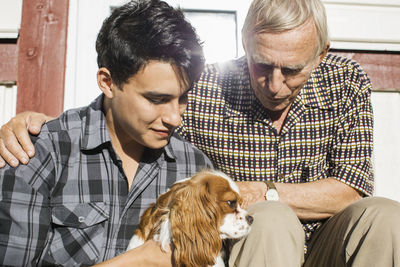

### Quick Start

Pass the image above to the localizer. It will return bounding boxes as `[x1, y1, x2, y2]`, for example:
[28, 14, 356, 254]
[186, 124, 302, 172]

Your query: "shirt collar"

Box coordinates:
[80, 94, 111, 151]
[163, 137, 177, 160]
[300, 56, 334, 110]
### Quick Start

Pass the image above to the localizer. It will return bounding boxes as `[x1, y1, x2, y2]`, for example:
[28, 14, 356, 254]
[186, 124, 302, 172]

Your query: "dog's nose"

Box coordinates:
[246, 215, 254, 225]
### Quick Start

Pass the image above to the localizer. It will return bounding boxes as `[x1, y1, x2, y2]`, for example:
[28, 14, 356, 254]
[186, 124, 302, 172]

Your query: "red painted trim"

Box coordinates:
[0, 43, 18, 82]
[17, 0, 69, 117]
[331, 50, 400, 92]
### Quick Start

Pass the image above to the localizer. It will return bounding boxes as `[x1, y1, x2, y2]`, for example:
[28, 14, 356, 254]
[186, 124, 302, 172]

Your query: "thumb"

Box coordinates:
[27, 112, 53, 135]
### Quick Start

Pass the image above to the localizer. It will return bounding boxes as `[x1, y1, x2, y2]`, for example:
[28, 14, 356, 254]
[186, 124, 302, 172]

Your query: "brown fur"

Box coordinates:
[134, 170, 242, 267]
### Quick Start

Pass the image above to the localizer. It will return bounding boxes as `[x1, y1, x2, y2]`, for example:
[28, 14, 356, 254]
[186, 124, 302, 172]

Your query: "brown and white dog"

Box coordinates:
[126, 170, 253, 267]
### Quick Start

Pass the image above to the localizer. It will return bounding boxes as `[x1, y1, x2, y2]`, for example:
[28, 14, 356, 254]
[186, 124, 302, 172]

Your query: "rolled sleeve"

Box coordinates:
[330, 69, 374, 195]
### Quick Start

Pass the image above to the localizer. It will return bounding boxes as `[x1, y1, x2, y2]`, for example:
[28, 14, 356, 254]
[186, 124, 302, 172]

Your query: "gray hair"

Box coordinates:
[242, 0, 329, 56]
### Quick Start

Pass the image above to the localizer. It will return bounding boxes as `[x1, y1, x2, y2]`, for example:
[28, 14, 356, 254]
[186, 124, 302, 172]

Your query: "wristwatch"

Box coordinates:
[264, 181, 279, 201]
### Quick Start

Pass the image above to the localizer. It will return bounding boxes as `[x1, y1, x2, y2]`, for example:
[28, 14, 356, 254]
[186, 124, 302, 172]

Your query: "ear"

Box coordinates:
[317, 42, 330, 65]
[97, 67, 115, 98]
[169, 182, 222, 267]
[135, 189, 176, 243]
[134, 203, 158, 241]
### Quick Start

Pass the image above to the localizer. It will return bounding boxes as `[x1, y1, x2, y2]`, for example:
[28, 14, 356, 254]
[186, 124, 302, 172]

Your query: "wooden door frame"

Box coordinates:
[17, 0, 69, 117]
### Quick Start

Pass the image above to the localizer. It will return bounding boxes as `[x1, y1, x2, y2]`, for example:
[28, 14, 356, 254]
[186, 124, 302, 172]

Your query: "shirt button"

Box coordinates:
[278, 173, 285, 180]
[78, 216, 85, 222]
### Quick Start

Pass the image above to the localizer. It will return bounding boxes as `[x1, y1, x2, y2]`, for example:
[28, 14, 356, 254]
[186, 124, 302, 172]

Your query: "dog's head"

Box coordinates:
[157, 170, 253, 267]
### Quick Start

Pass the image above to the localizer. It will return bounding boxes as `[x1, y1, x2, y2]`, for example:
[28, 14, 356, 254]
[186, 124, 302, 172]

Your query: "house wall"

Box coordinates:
[0, 0, 399, 201]
[0, 0, 21, 126]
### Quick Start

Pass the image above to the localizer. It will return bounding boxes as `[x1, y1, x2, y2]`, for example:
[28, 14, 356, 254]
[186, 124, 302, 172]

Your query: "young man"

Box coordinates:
[2, 0, 400, 266]
[0, 0, 212, 266]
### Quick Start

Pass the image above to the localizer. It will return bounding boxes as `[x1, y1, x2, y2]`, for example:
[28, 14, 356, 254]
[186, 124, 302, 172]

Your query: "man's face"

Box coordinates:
[245, 19, 324, 112]
[107, 61, 188, 149]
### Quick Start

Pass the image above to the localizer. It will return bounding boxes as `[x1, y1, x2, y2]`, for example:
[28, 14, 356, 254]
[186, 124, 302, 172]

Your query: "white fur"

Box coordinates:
[219, 206, 251, 239]
[126, 235, 144, 251]
[158, 218, 171, 251]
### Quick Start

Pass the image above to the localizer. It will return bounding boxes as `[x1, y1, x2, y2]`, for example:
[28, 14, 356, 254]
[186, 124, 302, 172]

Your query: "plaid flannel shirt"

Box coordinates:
[0, 95, 213, 266]
[178, 54, 374, 242]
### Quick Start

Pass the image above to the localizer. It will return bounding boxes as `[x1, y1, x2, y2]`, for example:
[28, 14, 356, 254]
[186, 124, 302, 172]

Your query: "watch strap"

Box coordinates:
[264, 181, 276, 190]
[263, 180, 279, 201]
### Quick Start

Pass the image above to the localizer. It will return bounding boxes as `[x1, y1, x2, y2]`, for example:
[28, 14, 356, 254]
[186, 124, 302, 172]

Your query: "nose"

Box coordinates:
[246, 215, 254, 225]
[163, 102, 183, 128]
[268, 68, 285, 95]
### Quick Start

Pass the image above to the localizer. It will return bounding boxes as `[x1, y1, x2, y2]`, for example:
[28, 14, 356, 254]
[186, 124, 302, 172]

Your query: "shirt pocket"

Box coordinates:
[45, 202, 109, 266]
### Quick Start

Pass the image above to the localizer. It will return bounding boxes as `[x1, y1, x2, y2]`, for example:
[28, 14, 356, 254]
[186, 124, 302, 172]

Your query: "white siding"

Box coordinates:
[0, 85, 17, 126]
[0, 0, 22, 38]
[372, 92, 400, 201]
[323, 0, 400, 51]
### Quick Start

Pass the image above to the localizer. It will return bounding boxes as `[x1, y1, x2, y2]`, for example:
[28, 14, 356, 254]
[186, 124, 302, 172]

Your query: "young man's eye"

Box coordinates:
[147, 97, 166, 104]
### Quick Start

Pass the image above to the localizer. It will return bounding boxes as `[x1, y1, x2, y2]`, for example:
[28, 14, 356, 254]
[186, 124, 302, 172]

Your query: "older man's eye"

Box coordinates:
[227, 200, 237, 209]
[282, 67, 302, 76]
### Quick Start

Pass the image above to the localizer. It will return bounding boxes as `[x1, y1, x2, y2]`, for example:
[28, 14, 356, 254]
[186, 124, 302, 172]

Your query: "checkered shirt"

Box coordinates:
[0, 95, 213, 266]
[178, 54, 374, 242]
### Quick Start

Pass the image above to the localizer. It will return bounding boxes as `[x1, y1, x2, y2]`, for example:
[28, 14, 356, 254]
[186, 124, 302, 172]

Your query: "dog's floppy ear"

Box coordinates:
[169, 176, 222, 267]
[135, 185, 180, 242]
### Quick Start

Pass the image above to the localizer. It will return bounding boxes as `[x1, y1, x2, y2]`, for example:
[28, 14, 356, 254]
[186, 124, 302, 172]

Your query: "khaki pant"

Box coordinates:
[229, 197, 400, 267]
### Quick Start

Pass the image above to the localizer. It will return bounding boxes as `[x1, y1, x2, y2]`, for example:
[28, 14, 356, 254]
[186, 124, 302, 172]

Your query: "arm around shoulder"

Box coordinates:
[0, 111, 53, 167]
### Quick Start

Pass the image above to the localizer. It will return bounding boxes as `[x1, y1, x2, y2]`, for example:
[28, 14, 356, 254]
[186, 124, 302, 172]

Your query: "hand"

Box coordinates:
[0, 111, 52, 167]
[93, 240, 172, 267]
[236, 181, 268, 209]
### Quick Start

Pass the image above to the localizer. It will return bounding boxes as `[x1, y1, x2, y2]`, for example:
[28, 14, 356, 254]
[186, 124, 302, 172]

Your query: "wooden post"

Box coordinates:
[17, 0, 69, 117]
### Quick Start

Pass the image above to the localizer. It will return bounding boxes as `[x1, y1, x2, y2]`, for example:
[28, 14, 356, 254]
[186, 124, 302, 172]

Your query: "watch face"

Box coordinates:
[266, 189, 279, 201]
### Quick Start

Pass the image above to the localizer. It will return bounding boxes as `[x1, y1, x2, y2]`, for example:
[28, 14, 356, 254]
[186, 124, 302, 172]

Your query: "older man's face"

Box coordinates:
[245, 19, 325, 112]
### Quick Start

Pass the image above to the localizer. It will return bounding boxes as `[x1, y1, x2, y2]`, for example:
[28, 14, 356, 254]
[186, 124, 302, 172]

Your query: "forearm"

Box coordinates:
[94, 240, 172, 267]
[237, 178, 362, 221]
[276, 178, 362, 221]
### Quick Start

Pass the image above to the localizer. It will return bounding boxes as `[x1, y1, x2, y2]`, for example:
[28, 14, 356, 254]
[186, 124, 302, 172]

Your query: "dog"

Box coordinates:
[126, 170, 253, 267]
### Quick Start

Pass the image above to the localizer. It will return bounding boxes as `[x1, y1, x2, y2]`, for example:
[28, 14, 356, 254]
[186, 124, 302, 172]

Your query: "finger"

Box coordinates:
[13, 122, 36, 158]
[0, 124, 30, 164]
[0, 138, 20, 167]
[0, 155, 5, 168]
[27, 112, 50, 135]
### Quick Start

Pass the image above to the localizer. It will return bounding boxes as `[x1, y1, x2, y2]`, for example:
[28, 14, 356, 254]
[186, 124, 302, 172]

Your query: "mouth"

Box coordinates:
[264, 95, 288, 103]
[152, 129, 172, 138]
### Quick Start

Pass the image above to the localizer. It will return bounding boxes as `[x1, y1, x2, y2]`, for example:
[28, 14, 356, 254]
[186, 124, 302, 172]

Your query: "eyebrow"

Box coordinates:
[283, 64, 306, 71]
[143, 88, 191, 98]
[251, 55, 307, 71]
[143, 92, 172, 98]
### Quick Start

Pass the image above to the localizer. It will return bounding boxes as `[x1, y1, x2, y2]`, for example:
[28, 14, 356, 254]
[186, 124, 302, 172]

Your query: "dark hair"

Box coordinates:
[96, 0, 204, 88]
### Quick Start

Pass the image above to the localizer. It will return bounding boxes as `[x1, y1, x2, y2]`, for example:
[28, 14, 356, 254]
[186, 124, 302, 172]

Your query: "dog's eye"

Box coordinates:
[226, 200, 237, 209]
